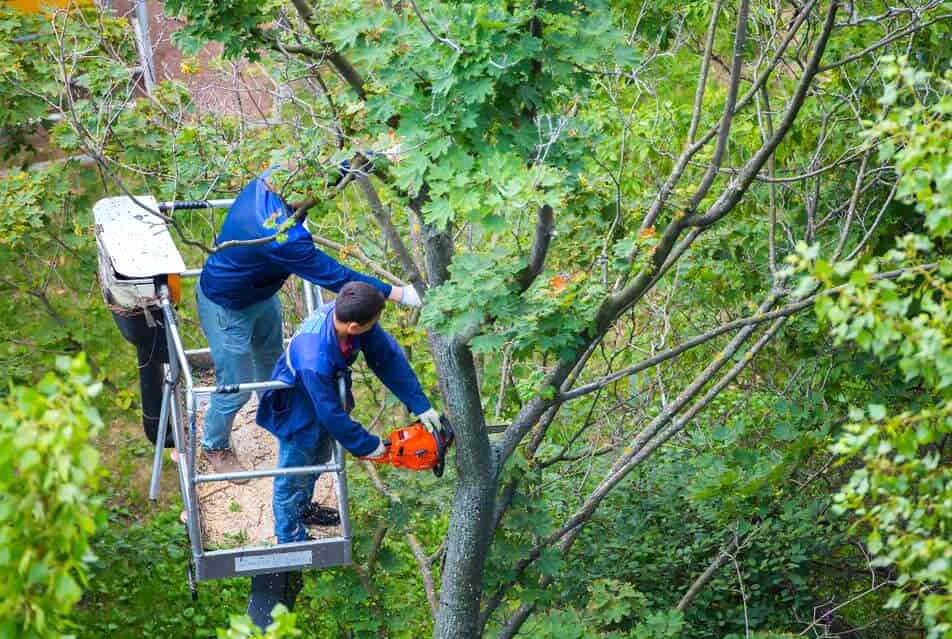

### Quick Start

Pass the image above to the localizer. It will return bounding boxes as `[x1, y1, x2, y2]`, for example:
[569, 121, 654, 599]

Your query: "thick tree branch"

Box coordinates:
[514, 205, 555, 293]
[289, 0, 367, 99]
[496, 315, 788, 637]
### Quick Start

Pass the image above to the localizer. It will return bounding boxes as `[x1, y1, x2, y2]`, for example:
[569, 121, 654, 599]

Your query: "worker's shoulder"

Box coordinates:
[289, 332, 338, 376]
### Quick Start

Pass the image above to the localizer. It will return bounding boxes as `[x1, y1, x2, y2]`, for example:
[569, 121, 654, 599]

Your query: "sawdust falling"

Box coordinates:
[194, 395, 341, 549]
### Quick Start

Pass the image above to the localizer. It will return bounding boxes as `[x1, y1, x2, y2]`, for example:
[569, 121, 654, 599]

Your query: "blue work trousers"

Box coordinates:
[273, 427, 333, 544]
[196, 283, 283, 450]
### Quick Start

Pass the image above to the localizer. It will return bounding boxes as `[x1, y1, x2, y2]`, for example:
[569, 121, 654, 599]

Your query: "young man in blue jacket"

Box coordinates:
[197, 170, 421, 476]
[257, 281, 440, 543]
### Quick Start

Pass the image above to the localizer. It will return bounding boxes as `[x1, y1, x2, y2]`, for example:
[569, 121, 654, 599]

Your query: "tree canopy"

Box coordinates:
[0, 1, 949, 638]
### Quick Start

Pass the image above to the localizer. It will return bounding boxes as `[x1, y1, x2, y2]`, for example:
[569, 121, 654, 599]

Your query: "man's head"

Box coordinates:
[334, 282, 386, 336]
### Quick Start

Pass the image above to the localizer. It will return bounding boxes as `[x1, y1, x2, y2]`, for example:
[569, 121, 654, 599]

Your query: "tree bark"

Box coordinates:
[420, 222, 496, 638]
[430, 333, 496, 639]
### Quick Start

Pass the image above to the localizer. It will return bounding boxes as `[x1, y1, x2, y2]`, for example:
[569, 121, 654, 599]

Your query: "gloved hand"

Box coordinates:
[362, 438, 389, 460]
[417, 408, 441, 433]
[397, 285, 422, 308]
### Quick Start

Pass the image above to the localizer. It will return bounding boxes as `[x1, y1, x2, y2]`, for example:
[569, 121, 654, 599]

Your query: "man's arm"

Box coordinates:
[273, 235, 394, 298]
[300, 369, 381, 457]
[361, 325, 432, 416]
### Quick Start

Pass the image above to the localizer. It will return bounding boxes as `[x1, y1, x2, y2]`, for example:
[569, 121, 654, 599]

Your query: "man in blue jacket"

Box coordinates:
[198, 170, 421, 476]
[257, 281, 440, 543]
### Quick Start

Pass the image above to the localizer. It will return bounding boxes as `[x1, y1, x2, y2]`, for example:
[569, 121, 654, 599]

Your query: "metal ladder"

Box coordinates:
[115, 198, 354, 593]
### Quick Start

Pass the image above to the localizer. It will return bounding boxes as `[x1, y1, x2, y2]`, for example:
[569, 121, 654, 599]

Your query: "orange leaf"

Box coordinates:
[547, 273, 571, 296]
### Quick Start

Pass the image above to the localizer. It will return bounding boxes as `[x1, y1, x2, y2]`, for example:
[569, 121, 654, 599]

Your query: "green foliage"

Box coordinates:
[217, 605, 299, 639]
[163, 0, 280, 59]
[3, 1, 950, 638]
[0, 355, 104, 639]
[800, 58, 951, 638]
[0, 6, 133, 157]
[74, 507, 253, 638]
[871, 58, 952, 237]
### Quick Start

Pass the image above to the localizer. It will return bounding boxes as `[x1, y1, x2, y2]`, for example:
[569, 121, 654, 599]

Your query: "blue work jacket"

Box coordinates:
[200, 172, 392, 310]
[256, 302, 431, 456]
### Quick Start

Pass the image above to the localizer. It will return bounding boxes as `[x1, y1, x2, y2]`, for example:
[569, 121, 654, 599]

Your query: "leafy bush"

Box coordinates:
[217, 605, 299, 639]
[0, 355, 104, 638]
[801, 58, 951, 639]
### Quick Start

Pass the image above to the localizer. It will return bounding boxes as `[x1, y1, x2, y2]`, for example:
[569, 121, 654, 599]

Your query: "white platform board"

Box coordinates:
[93, 196, 186, 278]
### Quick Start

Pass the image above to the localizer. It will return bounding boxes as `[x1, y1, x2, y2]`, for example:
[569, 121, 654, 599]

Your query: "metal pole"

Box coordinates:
[133, 0, 155, 95]
[335, 376, 352, 540]
[159, 287, 204, 571]
[195, 462, 342, 483]
[148, 365, 173, 500]
[303, 280, 316, 315]
[334, 441, 352, 540]
[192, 380, 291, 395]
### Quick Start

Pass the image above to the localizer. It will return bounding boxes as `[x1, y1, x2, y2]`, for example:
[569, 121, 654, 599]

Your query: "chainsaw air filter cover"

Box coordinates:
[388, 423, 441, 472]
[385, 418, 455, 477]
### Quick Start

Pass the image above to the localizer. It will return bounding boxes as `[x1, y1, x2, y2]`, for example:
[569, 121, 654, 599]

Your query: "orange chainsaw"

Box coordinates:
[361, 416, 455, 477]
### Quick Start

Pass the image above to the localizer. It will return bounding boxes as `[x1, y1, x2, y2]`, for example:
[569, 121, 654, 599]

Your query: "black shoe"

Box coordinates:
[301, 503, 340, 526]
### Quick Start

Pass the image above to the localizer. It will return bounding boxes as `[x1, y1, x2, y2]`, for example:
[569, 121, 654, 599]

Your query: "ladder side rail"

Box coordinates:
[147, 364, 173, 501]
[334, 376, 353, 540]
[159, 287, 205, 570]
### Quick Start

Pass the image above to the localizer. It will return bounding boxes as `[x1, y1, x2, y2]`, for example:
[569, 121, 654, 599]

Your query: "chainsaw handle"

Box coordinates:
[432, 416, 455, 478]
[357, 437, 391, 462]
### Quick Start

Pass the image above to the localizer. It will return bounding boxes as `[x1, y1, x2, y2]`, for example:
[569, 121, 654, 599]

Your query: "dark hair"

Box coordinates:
[335, 282, 386, 324]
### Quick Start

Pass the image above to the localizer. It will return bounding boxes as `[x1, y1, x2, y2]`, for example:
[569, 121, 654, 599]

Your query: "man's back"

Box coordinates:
[199, 174, 392, 310]
[199, 176, 310, 309]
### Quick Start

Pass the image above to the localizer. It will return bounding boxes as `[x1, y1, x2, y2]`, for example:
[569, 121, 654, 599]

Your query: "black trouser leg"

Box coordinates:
[111, 310, 174, 447]
[247, 571, 304, 630]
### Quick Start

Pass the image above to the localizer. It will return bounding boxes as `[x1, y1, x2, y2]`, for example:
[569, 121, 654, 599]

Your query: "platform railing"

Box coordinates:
[146, 236, 352, 582]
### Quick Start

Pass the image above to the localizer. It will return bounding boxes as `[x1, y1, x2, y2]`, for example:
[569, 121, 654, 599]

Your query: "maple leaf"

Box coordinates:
[547, 273, 571, 297]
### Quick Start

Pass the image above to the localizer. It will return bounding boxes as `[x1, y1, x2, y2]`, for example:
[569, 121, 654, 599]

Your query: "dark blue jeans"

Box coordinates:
[273, 427, 333, 543]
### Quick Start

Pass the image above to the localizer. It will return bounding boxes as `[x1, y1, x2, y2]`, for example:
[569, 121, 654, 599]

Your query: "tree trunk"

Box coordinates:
[428, 331, 496, 638]
[420, 221, 497, 637]
[434, 474, 495, 638]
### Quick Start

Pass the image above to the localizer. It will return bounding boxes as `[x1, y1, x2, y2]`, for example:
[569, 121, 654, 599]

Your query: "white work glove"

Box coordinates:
[365, 439, 388, 459]
[397, 284, 422, 308]
[417, 408, 442, 433]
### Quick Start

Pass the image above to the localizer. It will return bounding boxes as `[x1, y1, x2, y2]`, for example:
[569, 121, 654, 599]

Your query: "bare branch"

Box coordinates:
[818, 13, 952, 73]
[687, 0, 724, 144]
[689, 0, 840, 228]
[638, 0, 821, 232]
[355, 175, 427, 291]
[676, 537, 739, 612]
[684, 0, 751, 213]
[310, 234, 406, 285]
